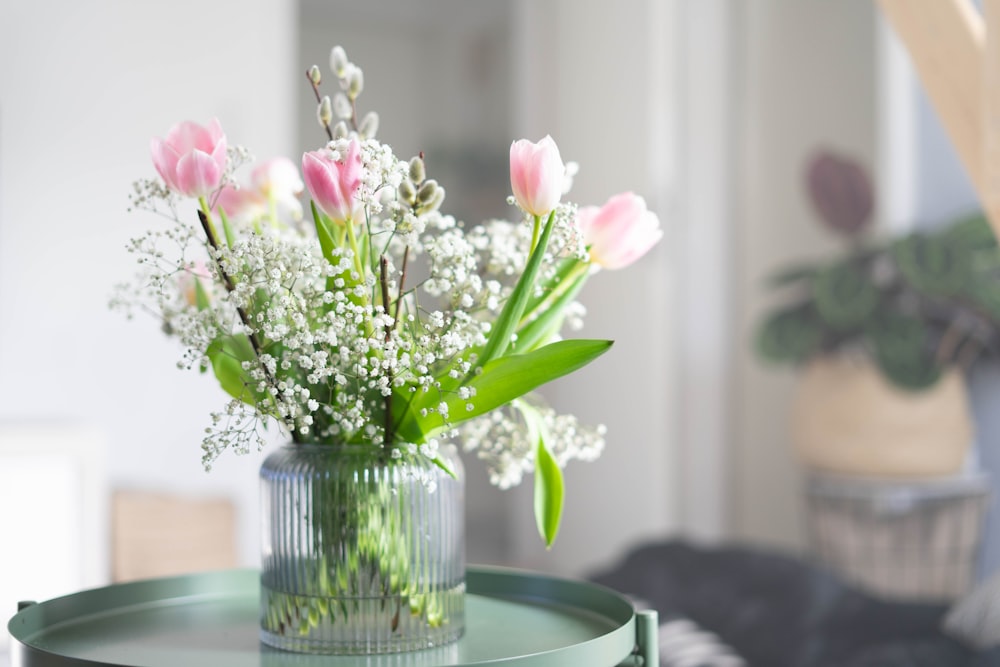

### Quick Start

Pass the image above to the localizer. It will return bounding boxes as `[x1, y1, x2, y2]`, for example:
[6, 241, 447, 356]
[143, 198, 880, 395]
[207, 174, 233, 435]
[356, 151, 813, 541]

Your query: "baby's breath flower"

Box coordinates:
[115, 45, 618, 487]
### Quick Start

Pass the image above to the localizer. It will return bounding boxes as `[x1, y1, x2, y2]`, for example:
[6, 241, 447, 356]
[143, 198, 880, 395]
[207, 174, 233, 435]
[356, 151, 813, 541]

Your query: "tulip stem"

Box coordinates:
[518, 260, 591, 328]
[344, 217, 366, 281]
[529, 215, 542, 255]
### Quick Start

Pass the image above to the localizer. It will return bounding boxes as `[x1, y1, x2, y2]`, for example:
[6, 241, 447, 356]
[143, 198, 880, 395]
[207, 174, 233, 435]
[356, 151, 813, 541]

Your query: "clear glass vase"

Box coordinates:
[259, 443, 465, 654]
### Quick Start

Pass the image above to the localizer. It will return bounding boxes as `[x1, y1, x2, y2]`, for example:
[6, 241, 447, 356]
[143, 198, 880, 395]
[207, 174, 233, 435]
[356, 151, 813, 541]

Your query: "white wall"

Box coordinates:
[0, 0, 297, 575]
[507, 0, 680, 576]
[733, 0, 880, 549]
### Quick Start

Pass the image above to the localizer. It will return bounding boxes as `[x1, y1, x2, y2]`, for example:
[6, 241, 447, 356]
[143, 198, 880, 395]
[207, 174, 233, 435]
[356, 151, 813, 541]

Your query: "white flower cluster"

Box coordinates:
[115, 53, 605, 484]
[458, 397, 606, 489]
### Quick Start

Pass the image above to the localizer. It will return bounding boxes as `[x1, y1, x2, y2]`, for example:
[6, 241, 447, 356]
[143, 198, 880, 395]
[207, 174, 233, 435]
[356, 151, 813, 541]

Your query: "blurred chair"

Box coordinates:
[112, 490, 237, 582]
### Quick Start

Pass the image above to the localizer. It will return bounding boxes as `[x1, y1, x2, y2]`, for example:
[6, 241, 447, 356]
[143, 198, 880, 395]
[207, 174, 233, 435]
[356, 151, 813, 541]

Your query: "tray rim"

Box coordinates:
[8, 565, 638, 667]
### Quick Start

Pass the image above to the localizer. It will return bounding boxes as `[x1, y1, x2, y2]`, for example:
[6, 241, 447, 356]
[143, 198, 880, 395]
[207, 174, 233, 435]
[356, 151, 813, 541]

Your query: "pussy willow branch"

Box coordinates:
[197, 209, 303, 443]
[305, 70, 334, 142]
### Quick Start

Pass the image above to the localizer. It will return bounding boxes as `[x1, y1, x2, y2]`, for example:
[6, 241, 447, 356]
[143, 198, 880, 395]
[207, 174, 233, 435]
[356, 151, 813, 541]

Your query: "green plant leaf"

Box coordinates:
[812, 261, 879, 330]
[514, 268, 589, 352]
[521, 258, 582, 322]
[767, 263, 820, 287]
[478, 211, 557, 366]
[219, 207, 236, 248]
[395, 338, 612, 442]
[206, 335, 265, 405]
[892, 234, 970, 297]
[755, 305, 825, 364]
[312, 201, 338, 264]
[531, 416, 564, 548]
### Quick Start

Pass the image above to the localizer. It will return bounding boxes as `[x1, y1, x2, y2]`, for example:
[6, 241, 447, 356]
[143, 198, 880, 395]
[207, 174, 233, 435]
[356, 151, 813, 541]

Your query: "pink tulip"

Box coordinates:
[214, 185, 267, 224]
[252, 157, 304, 200]
[302, 140, 362, 223]
[510, 135, 565, 217]
[150, 119, 227, 198]
[577, 192, 663, 269]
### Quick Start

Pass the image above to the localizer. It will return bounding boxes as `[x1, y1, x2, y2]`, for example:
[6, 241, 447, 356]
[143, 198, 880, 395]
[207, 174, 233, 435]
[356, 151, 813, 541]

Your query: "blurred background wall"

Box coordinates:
[1, 0, 994, 630]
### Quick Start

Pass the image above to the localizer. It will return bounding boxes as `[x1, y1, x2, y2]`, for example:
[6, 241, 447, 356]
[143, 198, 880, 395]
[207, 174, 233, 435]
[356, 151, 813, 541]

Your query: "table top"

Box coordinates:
[8, 567, 654, 667]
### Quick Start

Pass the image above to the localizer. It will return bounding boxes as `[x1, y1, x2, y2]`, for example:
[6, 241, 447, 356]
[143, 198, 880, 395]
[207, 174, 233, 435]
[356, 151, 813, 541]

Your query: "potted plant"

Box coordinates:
[755, 151, 1000, 477]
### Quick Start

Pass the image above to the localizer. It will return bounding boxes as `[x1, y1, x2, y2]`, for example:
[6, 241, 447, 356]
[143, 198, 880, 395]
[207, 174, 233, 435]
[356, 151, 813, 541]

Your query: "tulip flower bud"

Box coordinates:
[150, 118, 228, 199]
[308, 65, 322, 86]
[398, 179, 416, 205]
[333, 93, 353, 120]
[302, 140, 363, 224]
[347, 66, 364, 100]
[576, 192, 663, 269]
[330, 46, 348, 77]
[510, 135, 565, 217]
[359, 111, 379, 139]
[333, 121, 349, 139]
[317, 96, 333, 128]
[408, 156, 426, 184]
[416, 179, 439, 205]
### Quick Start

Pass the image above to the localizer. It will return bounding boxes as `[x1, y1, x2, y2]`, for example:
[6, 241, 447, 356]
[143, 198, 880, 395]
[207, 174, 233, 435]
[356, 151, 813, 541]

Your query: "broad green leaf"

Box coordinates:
[514, 268, 589, 352]
[312, 201, 339, 265]
[478, 211, 557, 366]
[206, 335, 265, 406]
[531, 418, 564, 548]
[395, 338, 612, 442]
[219, 208, 236, 248]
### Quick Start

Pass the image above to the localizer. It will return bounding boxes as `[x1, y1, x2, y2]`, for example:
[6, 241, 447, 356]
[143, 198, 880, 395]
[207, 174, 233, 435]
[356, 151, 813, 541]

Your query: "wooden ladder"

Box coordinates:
[878, 0, 1000, 233]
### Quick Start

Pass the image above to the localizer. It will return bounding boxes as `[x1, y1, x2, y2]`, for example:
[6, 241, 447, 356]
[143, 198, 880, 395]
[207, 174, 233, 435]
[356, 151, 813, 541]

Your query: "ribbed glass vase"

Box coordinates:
[259, 443, 465, 654]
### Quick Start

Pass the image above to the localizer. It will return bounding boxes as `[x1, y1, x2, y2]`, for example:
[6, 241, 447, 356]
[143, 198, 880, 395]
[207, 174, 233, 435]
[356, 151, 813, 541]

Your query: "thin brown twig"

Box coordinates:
[198, 210, 302, 443]
[380, 255, 394, 445]
[305, 70, 334, 142]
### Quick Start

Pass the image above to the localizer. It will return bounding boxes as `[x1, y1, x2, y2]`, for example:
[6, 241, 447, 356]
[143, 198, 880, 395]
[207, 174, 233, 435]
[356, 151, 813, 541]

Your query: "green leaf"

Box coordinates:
[531, 418, 564, 548]
[219, 207, 236, 248]
[478, 211, 557, 365]
[206, 335, 264, 405]
[515, 267, 589, 352]
[395, 338, 612, 442]
[431, 456, 458, 480]
[522, 257, 581, 321]
[312, 201, 338, 264]
[768, 263, 819, 287]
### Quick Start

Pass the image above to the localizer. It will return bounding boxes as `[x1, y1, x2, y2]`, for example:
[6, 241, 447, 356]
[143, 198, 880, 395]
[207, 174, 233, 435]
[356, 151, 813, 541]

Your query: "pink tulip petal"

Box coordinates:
[510, 136, 564, 217]
[150, 137, 181, 190]
[176, 149, 223, 198]
[579, 192, 662, 269]
[151, 119, 227, 198]
[302, 144, 362, 223]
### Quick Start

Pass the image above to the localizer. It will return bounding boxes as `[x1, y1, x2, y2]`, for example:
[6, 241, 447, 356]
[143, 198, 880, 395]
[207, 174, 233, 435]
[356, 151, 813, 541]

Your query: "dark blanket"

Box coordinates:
[589, 540, 1000, 667]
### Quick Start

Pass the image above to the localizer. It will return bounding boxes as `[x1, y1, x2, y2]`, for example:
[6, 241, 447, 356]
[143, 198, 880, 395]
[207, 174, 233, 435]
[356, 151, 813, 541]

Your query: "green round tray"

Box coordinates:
[8, 567, 655, 667]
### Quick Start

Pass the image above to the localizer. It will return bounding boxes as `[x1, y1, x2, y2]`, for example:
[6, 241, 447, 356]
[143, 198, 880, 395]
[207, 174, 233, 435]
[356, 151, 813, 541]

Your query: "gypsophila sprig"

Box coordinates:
[113, 44, 662, 547]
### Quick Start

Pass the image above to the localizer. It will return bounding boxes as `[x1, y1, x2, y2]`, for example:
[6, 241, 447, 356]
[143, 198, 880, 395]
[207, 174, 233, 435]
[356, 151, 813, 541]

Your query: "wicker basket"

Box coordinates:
[805, 473, 992, 601]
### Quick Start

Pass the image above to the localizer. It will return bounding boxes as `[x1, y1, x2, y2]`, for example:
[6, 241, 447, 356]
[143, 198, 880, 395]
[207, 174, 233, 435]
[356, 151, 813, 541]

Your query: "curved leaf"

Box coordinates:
[206, 335, 266, 405]
[533, 426, 564, 548]
[395, 338, 613, 442]
[478, 211, 557, 365]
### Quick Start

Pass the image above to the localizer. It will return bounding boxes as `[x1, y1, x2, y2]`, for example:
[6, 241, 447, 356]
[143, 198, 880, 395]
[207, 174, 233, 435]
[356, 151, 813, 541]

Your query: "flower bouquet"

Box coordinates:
[115, 45, 661, 654]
